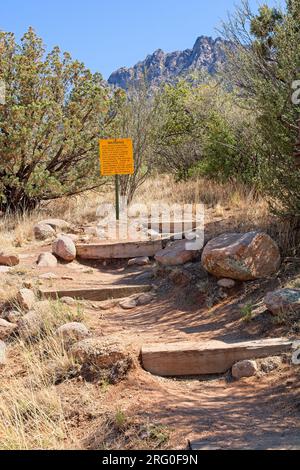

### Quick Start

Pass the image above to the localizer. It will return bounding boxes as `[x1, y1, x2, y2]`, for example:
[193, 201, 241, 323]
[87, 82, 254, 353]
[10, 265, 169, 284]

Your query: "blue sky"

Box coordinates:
[1, 0, 283, 79]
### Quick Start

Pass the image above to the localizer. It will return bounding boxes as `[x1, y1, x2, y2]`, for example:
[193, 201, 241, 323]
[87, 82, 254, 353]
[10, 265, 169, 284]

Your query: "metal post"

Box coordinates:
[115, 174, 120, 221]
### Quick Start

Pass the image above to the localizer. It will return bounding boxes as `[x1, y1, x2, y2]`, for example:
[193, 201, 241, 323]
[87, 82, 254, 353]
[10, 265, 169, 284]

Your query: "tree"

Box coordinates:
[0, 28, 122, 213]
[110, 81, 161, 204]
[222, 0, 300, 217]
[153, 81, 204, 180]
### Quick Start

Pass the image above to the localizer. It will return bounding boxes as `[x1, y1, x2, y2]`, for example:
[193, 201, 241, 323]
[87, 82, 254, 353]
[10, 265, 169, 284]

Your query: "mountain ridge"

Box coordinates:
[108, 36, 228, 89]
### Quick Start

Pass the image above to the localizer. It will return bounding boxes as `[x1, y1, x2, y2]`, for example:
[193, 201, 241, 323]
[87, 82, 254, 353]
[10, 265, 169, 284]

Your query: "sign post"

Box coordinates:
[99, 138, 134, 221]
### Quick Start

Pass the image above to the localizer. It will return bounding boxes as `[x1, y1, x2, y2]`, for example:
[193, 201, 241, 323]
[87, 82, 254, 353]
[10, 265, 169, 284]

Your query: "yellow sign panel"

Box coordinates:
[99, 138, 134, 176]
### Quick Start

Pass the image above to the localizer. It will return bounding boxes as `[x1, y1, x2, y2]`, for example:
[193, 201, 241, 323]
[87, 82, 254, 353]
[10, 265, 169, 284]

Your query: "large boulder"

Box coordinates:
[38, 218, 71, 231]
[16, 288, 36, 311]
[56, 322, 90, 346]
[201, 232, 281, 281]
[0, 252, 19, 266]
[264, 288, 300, 316]
[0, 340, 6, 367]
[37, 252, 58, 268]
[155, 239, 198, 266]
[34, 223, 56, 241]
[0, 318, 18, 340]
[69, 337, 128, 369]
[52, 235, 76, 262]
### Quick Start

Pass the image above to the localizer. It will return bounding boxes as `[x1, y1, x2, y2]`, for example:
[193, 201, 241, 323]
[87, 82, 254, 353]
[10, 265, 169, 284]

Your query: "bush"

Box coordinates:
[0, 28, 122, 213]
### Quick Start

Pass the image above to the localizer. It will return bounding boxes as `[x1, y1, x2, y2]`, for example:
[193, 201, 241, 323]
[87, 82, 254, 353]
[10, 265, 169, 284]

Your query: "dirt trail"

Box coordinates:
[12, 239, 300, 450]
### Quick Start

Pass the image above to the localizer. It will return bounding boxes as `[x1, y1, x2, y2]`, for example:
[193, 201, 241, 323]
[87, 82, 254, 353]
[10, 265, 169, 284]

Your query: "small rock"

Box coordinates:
[98, 299, 119, 310]
[128, 257, 150, 267]
[61, 276, 74, 281]
[37, 252, 58, 268]
[119, 298, 137, 310]
[18, 311, 43, 340]
[39, 272, 58, 280]
[155, 239, 198, 266]
[56, 322, 90, 346]
[264, 288, 300, 315]
[16, 288, 35, 311]
[0, 318, 18, 340]
[217, 278, 236, 289]
[52, 235, 76, 262]
[232, 360, 258, 379]
[259, 356, 282, 373]
[61, 297, 76, 306]
[6, 310, 22, 323]
[69, 337, 128, 369]
[34, 223, 56, 240]
[202, 232, 281, 281]
[0, 252, 20, 267]
[136, 293, 153, 306]
[0, 266, 10, 273]
[0, 340, 7, 367]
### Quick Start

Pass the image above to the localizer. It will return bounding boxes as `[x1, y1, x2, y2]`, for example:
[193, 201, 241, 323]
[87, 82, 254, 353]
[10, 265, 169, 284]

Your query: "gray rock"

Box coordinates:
[34, 223, 55, 240]
[217, 278, 236, 288]
[52, 235, 76, 262]
[56, 322, 90, 345]
[38, 218, 71, 231]
[202, 232, 281, 281]
[128, 257, 150, 267]
[136, 293, 154, 306]
[264, 288, 300, 315]
[16, 288, 36, 311]
[155, 239, 198, 266]
[0, 318, 18, 340]
[61, 296, 76, 306]
[119, 298, 137, 310]
[69, 337, 128, 368]
[18, 311, 43, 340]
[232, 360, 258, 379]
[37, 252, 58, 268]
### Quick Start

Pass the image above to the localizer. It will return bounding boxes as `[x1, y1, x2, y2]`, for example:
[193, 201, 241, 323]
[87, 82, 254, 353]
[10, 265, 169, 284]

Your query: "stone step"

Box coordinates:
[141, 338, 293, 376]
[76, 240, 163, 259]
[40, 284, 151, 301]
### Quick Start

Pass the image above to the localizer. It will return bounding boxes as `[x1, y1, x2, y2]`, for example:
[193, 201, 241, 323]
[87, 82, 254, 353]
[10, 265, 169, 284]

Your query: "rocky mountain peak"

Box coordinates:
[108, 36, 228, 89]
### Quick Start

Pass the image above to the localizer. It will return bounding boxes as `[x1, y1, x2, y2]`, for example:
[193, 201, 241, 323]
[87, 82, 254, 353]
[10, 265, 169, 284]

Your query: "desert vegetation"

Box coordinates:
[0, 0, 299, 452]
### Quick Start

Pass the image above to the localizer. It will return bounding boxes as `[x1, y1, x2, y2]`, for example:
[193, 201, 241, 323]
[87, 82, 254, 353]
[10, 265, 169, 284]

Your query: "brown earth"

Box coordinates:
[1, 217, 300, 450]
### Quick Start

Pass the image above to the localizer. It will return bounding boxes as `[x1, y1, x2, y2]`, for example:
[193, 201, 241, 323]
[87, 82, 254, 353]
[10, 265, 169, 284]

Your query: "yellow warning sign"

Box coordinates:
[99, 138, 134, 176]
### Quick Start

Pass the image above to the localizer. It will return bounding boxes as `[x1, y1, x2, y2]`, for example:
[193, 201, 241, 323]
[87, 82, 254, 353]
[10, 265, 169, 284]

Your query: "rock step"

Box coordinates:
[40, 284, 152, 301]
[76, 240, 163, 259]
[141, 338, 293, 377]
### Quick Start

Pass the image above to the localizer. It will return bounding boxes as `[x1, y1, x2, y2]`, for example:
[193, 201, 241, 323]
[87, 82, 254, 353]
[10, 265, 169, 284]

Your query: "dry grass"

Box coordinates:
[0, 175, 298, 257]
[0, 299, 83, 450]
[0, 175, 298, 256]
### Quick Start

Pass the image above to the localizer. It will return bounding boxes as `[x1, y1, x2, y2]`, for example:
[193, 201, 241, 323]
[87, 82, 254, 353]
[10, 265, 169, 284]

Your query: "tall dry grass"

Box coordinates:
[0, 299, 83, 450]
[0, 175, 298, 255]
